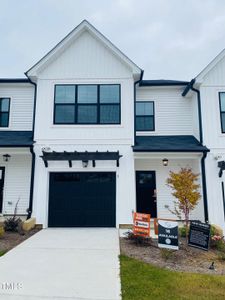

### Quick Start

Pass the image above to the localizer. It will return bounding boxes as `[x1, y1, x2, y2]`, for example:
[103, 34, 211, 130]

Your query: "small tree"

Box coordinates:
[166, 168, 201, 239]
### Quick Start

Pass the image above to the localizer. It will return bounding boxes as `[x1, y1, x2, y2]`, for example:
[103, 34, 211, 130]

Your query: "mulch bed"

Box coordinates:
[0, 228, 41, 254]
[120, 236, 225, 275]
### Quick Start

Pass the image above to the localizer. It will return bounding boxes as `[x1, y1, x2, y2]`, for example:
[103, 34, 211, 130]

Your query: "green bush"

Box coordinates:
[218, 252, 225, 261]
[0, 226, 4, 237]
[160, 248, 174, 261]
[210, 225, 223, 237]
[4, 217, 22, 232]
[211, 236, 225, 252]
[179, 226, 189, 238]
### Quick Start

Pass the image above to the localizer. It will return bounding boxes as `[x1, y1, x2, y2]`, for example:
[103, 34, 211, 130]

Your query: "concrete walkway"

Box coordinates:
[0, 228, 121, 300]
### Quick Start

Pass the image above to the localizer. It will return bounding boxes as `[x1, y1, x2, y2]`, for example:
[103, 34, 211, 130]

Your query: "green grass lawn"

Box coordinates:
[120, 255, 225, 300]
[0, 250, 7, 257]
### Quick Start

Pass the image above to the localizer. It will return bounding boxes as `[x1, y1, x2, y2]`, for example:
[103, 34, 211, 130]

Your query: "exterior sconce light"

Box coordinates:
[82, 160, 89, 168]
[3, 154, 11, 162]
[162, 158, 168, 166]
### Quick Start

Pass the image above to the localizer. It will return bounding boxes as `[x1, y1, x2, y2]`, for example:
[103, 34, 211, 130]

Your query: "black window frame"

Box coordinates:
[53, 84, 121, 125]
[219, 92, 225, 133]
[0, 98, 10, 128]
[135, 101, 155, 132]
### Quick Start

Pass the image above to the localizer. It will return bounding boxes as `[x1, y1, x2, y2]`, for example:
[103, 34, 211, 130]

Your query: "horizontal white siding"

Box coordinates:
[2, 154, 32, 215]
[135, 158, 204, 221]
[136, 86, 194, 136]
[0, 83, 34, 130]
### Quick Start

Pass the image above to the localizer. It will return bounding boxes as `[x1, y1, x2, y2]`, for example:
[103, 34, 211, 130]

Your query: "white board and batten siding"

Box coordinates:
[197, 55, 225, 231]
[0, 83, 34, 130]
[136, 86, 199, 138]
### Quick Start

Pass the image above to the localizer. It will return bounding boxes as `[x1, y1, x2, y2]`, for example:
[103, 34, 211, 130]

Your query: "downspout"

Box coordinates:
[201, 151, 209, 222]
[27, 145, 35, 219]
[26, 77, 37, 219]
[134, 70, 144, 146]
[184, 79, 208, 222]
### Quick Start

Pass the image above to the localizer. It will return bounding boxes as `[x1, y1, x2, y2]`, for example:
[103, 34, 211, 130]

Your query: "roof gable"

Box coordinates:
[196, 48, 225, 83]
[26, 20, 142, 80]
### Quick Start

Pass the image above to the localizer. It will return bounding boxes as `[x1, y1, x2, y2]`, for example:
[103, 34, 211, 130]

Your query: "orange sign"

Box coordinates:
[133, 212, 151, 237]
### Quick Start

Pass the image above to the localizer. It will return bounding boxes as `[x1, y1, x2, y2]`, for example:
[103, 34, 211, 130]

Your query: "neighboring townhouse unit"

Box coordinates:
[0, 79, 34, 218]
[0, 20, 211, 229]
[183, 50, 225, 232]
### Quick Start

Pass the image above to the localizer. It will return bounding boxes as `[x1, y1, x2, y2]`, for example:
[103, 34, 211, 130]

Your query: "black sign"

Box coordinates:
[188, 221, 211, 251]
[158, 220, 179, 250]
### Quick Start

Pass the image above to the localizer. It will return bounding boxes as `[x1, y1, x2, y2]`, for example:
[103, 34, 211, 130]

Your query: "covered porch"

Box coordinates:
[0, 131, 33, 220]
[133, 135, 209, 222]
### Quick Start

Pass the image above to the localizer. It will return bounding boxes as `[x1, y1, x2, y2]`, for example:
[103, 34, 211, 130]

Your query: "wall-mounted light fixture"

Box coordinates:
[82, 160, 89, 168]
[3, 154, 11, 162]
[162, 158, 168, 166]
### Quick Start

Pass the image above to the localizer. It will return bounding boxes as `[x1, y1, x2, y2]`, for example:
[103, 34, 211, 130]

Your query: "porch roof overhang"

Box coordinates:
[133, 135, 209, 153]
[40, 150, 122, 168]
[0, 131, 33, 147]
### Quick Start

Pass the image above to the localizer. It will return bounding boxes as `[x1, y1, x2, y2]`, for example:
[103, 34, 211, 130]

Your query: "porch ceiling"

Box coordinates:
[133, 135, 209, 153]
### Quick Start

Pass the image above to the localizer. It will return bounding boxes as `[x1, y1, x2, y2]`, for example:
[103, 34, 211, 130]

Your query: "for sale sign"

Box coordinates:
[188, 221, 211, 251]
[133, 212, 151, 237]
[158, 220, 179, 250]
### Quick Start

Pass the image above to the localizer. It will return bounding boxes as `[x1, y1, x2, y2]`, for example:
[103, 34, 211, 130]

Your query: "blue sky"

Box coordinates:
[1, 0, 225, 80]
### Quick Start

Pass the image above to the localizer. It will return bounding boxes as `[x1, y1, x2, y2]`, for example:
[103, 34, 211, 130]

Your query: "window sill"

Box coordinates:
[50, 124, 124, 129]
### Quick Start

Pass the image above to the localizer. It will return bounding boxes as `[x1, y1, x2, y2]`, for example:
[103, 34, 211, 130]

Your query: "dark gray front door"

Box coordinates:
[0, 167, 5, 213]
[136, 171, 157, 218]
[48, 172, 116, 227]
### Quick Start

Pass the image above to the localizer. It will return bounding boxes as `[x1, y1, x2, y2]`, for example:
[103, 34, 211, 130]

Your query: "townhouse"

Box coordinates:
[0, 20, 223, 231]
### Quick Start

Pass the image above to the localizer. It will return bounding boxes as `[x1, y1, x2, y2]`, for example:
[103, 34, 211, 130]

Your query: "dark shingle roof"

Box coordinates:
[0, 131, 33, 147]
[133, 135, 209, 152]
[139, 80, 189, 87]
[0, 78, 30, 83]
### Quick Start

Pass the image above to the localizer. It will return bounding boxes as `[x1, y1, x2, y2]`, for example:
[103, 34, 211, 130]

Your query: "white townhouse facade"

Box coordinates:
[183, 50, 225, 232]
[0, 20, 211, 228]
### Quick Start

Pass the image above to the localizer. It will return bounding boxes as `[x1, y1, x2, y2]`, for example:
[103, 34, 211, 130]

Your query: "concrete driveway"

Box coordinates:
[0, 228, 121, 300]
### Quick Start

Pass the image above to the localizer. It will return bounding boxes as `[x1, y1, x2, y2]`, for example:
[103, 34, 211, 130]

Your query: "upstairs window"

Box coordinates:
[54, 84, 120, 125]
[136, 101, 154, 131]
[219, 92, 225, 133]
[0, 98, 10, 127]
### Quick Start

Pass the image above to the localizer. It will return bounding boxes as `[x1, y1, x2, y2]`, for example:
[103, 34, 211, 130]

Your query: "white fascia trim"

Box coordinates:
[26, 20, 142, 78]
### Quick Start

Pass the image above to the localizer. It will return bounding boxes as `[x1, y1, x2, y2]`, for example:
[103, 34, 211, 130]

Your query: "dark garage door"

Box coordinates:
[48, 172, 116, 227]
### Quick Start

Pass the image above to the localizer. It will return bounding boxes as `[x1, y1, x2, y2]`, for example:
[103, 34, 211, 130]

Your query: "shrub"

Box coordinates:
[211, 235, 225, 252]
[4, 216, 22, 232]
[210, 225, 223, 237]
[179, 226, 189, 238]
[218, 252, 225, 262]
[160, 248, 174, 261]
[124, 231, 152, 246]
[0, 226, 4, 237]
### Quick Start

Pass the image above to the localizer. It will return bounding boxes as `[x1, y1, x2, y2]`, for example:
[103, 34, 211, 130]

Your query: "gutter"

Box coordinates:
[201, 151, 209, 222]
[27, 145, 35, 219]
[25, 75, 37, 219]
[134, 70, 144, 146]
[182, 79, 209, 222]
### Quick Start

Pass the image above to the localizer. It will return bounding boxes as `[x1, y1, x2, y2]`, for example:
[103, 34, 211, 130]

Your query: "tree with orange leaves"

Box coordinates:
[166, 168, 201, 239]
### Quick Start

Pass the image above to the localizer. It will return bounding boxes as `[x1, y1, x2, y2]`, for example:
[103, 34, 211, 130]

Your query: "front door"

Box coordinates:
[0, 167, 5, 213]
[136, 171, 157, 218]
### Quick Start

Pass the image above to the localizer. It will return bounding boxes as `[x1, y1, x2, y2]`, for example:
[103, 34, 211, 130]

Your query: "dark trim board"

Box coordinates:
[0, 78, 29, 83]
[0, 167, 5, 213]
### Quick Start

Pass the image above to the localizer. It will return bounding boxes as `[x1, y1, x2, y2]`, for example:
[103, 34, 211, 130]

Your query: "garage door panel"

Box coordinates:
[48, 172, 116, 227]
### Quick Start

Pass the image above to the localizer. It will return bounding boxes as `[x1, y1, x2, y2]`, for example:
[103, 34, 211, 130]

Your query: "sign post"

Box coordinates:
[188, 221, 211, 251]
[158, 219, 179, 250]
[133, 212, 151, 237]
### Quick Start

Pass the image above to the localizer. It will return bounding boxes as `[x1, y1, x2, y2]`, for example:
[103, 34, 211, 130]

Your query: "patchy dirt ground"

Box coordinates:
[120, 237, 225, 275]
[0, 228, 41, 254]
